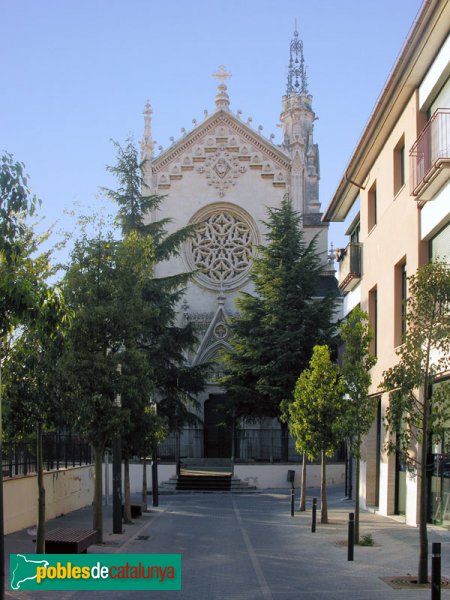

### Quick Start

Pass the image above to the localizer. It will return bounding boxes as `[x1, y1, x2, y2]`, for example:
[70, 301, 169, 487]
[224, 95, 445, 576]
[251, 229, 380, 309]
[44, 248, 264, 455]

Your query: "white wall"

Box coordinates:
[234, 463, 345, 490]
[4, 465, 95, 535]
[102, 462, 176, 496]
[420, 180, 450, 240]
[419, 33, 450, 111]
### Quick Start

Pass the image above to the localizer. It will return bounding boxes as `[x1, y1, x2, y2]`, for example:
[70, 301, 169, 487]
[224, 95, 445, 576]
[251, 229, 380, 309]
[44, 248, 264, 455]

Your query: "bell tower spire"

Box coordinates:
[286, 23, 308, 96]
[280, 27, 320, 214]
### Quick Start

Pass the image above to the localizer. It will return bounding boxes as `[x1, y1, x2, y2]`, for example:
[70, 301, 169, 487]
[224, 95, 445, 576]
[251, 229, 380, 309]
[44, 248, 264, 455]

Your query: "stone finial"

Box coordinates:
[213, 65, 231, 110]
[140, 100, 154, 162]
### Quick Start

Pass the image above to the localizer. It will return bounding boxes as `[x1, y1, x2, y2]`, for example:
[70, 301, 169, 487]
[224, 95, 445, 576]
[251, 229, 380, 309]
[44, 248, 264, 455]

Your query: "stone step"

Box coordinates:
[157, 473, 257, 493]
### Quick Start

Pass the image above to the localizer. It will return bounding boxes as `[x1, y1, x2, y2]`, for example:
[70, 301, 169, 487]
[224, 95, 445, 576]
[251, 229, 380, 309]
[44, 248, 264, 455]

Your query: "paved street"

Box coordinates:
[4, 487, 450, 599]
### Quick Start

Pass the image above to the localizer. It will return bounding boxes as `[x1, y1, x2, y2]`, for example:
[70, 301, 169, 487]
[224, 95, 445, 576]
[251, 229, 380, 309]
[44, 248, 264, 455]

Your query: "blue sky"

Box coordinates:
[1, 0, 423, 253]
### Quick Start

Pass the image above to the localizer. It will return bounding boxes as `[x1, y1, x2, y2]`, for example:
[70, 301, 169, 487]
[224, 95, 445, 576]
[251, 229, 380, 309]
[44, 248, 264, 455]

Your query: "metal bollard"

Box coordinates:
[348, 513, 354, 561]
[311, 497, 317, 532]
[432, 542, 441, 600]
[290, 488, 295, 517]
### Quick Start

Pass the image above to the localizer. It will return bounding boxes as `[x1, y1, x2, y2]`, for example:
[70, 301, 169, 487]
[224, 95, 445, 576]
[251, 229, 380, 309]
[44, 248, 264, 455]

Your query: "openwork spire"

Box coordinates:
[286, 25, 308, 95]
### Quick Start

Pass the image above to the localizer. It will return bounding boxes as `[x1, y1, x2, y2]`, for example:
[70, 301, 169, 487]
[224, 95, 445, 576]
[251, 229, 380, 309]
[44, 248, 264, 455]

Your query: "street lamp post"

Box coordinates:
[112, 366, 122, 534]
[0, 354, 5, 600]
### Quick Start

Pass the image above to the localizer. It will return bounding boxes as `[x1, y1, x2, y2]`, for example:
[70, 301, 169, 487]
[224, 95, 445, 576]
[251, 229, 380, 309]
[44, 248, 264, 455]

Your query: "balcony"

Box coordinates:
[410, 108, 450, 201]
[336, 242, 362, 293]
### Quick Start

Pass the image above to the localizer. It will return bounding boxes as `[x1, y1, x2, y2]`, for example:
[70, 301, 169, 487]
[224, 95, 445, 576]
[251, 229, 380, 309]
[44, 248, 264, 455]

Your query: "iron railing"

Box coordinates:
[337, 242, 362, 292]
[410, 108, 450, 196]
[2, 434, 93, 478]
[158, 429, 204, 460]
[158, 427, 345, 463]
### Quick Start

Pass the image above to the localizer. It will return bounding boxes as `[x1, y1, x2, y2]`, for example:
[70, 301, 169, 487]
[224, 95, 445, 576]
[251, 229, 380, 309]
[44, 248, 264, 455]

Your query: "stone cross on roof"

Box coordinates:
[213, 66, 232, 110]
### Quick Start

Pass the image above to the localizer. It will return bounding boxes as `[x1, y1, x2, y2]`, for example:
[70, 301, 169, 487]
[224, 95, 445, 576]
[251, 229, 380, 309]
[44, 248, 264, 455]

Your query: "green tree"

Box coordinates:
[104, 139, 208, 457]
[340, 307, 377, 542]
[102, 138, 198, 259]
[381, 260, 450, 584]
[221, 196, 338, 460]
[61, 230, 128, 542]
[4, 288, 70, 552]
[0, 152, 61, 564]
[289, 345, 345, 523]
[0, 153, 51, 343]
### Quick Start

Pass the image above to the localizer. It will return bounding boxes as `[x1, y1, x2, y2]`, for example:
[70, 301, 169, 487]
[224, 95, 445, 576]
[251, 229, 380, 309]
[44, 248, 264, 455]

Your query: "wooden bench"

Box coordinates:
[45, 528, 99, 554]
[122, 502, 147, 518]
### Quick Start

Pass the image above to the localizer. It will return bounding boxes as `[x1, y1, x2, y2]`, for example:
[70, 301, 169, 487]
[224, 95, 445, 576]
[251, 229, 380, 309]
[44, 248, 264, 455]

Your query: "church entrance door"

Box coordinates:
[204, 395, 232, 458]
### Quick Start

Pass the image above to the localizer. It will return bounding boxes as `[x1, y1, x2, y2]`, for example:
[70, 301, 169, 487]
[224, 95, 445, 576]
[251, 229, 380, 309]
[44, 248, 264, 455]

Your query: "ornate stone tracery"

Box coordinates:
[185, 204, 259, 290]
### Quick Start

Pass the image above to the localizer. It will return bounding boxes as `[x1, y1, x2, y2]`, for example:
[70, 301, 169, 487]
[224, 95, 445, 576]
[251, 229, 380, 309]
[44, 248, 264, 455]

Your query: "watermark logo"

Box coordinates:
[10, 554, 181, 590]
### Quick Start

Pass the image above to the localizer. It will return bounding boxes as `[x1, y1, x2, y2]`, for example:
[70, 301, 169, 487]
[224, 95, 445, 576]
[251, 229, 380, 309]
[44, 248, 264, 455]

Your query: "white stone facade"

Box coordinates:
[140, 43, 330, 438]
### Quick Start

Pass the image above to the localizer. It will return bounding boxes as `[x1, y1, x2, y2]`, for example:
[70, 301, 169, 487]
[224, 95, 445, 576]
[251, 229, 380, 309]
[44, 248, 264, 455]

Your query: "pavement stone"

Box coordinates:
[3, 486, 450, 599]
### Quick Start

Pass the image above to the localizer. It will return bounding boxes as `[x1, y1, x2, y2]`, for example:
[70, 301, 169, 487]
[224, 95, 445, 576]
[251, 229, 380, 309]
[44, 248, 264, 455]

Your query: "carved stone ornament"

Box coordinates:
[185, 203, 259, 290]
[197, 147, 246, 197]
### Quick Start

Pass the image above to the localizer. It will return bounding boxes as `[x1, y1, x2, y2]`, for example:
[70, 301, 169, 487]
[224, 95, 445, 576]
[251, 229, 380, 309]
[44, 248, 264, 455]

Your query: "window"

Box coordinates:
[369, 286, 378, 356]
[393, 135, 405, 195]
[395, 259, 407, 346]
[350, 221, 360, 244]
[368, 182, 377, 231]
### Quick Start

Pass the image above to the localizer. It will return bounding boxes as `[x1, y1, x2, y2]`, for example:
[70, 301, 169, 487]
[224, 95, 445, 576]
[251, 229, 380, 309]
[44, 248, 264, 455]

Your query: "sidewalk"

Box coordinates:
[4, 486, 450, 599]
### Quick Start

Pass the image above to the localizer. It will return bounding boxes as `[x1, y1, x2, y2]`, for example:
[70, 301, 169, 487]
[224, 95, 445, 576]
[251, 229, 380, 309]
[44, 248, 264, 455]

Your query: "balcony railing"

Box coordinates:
[337, 242, 362, 292]
[410, 108, 450, 200]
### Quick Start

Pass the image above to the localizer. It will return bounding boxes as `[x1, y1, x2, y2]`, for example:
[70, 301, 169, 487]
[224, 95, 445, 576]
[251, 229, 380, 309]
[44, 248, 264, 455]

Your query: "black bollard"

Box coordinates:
[348, 513, 355, 561]
[432, 542, 441, 600]
[312, 497, 317, 532]
[291, 488, 295, 517]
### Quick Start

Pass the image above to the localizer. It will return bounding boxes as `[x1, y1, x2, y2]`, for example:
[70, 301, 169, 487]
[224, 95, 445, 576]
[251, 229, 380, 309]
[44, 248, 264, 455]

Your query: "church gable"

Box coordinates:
[152, 112, 289, 196]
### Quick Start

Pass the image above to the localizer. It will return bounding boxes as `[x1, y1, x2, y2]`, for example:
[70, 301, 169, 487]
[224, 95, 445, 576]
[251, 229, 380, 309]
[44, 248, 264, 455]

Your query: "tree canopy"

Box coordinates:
[381, 259, 450, 584]
[221, 196, 338, 425]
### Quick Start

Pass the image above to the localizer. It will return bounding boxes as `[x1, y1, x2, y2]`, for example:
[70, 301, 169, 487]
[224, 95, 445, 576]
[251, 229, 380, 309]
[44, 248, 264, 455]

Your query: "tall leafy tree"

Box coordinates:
[104, 139, 208, 442]
[381, 260, 450, 584]
[340, 307, 377, 543]
[3, 288, 70, 552]
[0, 152, 59, 568]
[289, 345, 345, 523]
[0, 153, 52, 341]
[61, 229, 128, 542]
[221, 196, 338, 460]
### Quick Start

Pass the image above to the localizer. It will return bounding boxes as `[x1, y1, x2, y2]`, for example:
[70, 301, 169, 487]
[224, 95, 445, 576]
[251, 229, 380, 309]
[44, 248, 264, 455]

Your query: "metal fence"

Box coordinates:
[235, 428, 298, 462]
[2, 434, 93, 478]
[158, 427, 345, 463]
[158, 428, 204, 460]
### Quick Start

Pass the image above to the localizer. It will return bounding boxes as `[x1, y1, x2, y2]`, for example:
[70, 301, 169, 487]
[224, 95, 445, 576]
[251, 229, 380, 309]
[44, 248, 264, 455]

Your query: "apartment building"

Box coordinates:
[323, 0, 449, 527]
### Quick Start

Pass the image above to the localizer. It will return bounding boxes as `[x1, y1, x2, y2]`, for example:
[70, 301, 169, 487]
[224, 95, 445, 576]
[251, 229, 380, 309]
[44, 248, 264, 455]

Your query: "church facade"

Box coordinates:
[141, 31, 333, 459]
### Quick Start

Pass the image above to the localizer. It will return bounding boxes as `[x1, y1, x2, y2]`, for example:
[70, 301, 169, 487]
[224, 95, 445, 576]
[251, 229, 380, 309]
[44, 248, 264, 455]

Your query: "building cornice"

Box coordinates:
[323, 0, 450, 222]
[153, 110, 291, 174]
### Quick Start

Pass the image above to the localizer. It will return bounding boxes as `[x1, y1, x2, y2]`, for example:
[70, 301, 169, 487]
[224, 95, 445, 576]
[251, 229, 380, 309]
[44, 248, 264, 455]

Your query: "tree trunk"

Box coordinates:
[175, 432, 180, 476]
[299, 453, 307, 511]
[36, 423, 46, 553]
[142, 456, 148, 509]
[354, 453, 360, 544]
[93, 444, 104, 543]
[321, 450, 328, 524]
[123, 457, 132, 524]
[418, 388, 429, 584]
[280, 421, 289, 462]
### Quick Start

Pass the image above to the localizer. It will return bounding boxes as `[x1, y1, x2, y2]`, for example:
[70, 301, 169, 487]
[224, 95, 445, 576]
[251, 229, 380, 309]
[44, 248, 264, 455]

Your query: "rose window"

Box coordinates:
[186, 205, 258, 290]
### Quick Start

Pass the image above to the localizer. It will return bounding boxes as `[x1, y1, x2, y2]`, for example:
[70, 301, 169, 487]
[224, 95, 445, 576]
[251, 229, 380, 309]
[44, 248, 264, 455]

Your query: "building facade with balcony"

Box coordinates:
[323, 0, 450, 527]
